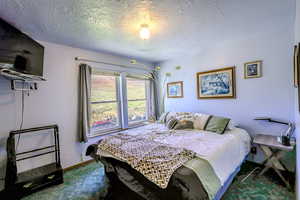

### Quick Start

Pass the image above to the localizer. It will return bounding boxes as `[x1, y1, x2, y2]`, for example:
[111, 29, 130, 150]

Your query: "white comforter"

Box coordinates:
[121, 123, 251, 185]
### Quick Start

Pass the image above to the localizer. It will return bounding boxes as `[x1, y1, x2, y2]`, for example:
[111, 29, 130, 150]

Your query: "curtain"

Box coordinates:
[78, 63, 92, 143]
[149, 72, 159, 120]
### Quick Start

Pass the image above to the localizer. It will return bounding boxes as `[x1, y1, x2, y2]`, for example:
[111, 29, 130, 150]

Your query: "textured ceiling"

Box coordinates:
[0, 0, 295, 62]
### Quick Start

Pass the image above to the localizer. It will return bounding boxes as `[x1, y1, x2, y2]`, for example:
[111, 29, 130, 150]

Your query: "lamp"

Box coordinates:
[139, 24, 150, 40]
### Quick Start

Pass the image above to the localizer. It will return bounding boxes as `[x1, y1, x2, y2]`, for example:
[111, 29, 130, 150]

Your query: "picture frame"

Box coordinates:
[167, 81, 183, 98]
[244, 60, 262, 79]
[294, 45, 299, 88]
[196, 67, 236, 99]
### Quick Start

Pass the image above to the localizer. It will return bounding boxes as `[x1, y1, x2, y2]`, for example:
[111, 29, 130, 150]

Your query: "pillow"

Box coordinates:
[227, 120, 238, 130]
[193, 114, 211, 130]
[205, 116, 230, 134]
[158, 112, 169, 123]
[173, 120, 194, 130]
[166, 118, 178, 130]
[176, 114, 194, 121]
[165, 112, 176, 123]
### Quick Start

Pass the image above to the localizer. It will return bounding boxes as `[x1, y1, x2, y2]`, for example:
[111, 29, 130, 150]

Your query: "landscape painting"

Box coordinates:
[167, 81, 183, 98]
[197, 67, 235, 99]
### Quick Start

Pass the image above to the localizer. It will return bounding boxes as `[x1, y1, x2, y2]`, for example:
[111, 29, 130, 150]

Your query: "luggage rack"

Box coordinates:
[4, 125, 63, 199]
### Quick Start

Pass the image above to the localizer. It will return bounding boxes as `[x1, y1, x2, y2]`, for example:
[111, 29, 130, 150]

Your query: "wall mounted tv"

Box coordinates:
[0, 18, 44, 77]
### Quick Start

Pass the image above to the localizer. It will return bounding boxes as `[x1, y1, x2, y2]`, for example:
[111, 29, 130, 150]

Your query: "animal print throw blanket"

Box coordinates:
[97, 133, 196, 188]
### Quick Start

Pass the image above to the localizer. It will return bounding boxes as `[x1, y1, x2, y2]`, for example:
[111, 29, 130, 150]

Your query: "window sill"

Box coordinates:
[88, 122, 150, 139]
[128, 120, 148, 128]
[88, 128, 122, 138]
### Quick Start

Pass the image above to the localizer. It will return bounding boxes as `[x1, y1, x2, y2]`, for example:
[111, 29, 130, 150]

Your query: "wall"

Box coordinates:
[158, 28, 295, 137]
[0, 41, 152, 190]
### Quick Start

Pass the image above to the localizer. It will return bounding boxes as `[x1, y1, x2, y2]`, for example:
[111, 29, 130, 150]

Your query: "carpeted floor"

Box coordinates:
[23, 161, 295, 200]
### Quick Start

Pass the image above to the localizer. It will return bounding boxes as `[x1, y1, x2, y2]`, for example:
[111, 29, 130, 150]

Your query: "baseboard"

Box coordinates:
[63, 159, 95, 172]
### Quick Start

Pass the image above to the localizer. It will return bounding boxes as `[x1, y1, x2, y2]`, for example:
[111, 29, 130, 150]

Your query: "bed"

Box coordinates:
[86, 122, 251, 200]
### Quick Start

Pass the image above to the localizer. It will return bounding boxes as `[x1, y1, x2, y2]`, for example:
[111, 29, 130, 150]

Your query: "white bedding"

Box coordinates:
[121, 123, 251, 185]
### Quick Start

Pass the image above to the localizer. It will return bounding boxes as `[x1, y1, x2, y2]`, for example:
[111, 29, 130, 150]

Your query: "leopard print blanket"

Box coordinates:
[97, 133, 196, 188]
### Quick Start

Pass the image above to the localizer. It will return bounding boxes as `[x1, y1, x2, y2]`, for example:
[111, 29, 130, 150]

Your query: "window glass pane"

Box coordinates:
[91, 75, 117, 102]
[91, 102, 119, 130]
[127, 78, 146, 100]
[128, 100, 147, 123]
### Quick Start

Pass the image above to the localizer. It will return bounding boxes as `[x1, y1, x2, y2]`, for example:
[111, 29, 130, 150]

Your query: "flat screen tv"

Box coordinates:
[0, 18, 44, 77]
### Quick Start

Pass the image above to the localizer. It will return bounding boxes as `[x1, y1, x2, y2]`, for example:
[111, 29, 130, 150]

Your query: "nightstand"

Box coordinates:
[253, 134, 295, 189]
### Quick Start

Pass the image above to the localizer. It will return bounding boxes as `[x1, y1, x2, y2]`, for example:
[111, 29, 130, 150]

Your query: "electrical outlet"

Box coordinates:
[251, 146, 257, 154]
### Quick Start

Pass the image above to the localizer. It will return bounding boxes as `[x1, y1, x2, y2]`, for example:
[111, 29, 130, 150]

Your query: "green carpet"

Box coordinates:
[24, 161, 295, 200]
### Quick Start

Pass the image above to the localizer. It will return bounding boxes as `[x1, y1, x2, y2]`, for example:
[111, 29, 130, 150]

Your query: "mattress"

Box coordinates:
[87, 123, 251, 200]
[119, 123, 251, 185]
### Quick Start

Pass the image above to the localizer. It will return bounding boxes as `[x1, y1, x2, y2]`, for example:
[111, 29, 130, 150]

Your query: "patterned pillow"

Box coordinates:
[165, 112, 176, 123]
[173, 120, 194, 130]
[166, 112, 193, 122]
[205, 116, 230, 134]
[166, 118, 178, 130]
[193, 114, 211, 130]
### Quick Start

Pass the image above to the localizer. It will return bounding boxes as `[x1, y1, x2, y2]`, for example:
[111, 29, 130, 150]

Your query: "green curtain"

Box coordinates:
[78, 63, 91, 143]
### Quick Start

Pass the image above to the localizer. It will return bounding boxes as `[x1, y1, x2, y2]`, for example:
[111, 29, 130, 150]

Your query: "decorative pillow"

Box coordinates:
[158, 112, 169, 123]
[165, 112, 176, 123]
[193, 114, 211, 130]
[166, 112, 193, 122]
[166, 118, 178, 130]
[176, 114, 194, 121]
[205, 116, 230, 134]
[173, 120, 194, 130]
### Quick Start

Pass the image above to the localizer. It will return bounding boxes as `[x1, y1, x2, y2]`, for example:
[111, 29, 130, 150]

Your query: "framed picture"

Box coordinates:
[244, 60, 262, 79]
[196, 67, 236, 99]
[294, 45, 299, 88]
[167, 81, 183, 98]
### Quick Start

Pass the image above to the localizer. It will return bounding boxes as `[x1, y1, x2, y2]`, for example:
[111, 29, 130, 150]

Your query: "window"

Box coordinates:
[126, 78, 148, 125]
[90, 73, 121, 134]
[90, 70, 150, 136]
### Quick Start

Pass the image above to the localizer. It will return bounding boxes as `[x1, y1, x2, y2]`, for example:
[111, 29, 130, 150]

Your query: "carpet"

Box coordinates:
[23, 161, 295, 200]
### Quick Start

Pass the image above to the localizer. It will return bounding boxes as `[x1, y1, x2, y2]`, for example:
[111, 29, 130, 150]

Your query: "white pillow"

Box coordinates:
[227, 120, 238, 130]
[193, 113, 211, 130]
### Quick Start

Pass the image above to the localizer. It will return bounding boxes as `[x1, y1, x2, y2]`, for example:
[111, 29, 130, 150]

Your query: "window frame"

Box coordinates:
[126, 77, 149, 127]
[89, 70, 151, 137]
[90, 74, 122, 137]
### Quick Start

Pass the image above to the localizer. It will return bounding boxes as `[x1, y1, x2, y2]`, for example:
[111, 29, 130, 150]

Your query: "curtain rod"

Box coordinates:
[75, 57, 152, 72]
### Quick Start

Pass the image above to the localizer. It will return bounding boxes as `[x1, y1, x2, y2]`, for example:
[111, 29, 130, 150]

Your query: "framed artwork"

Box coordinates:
[196, 67, 236, 99]
[294, 45, 299, 88]
[244, 60, 262, 79]
[167, 81, 183, 98]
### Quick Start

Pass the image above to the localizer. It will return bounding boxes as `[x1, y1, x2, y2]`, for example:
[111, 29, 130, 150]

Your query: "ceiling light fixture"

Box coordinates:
[139, 24, 150, 40]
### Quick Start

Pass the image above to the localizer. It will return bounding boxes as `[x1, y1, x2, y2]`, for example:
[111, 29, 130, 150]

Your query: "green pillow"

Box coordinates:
[205, 116, 230, 134]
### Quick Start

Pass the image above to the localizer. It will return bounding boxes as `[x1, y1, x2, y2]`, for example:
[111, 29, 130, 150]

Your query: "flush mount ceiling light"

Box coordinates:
[139, 24, 150, 40]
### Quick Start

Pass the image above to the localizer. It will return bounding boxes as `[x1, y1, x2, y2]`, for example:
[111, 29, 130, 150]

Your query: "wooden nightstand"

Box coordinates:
[253, 134, 295, 189]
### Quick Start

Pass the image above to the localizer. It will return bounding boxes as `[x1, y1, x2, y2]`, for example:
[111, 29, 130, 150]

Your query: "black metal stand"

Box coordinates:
[4, 125, 63, 199]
